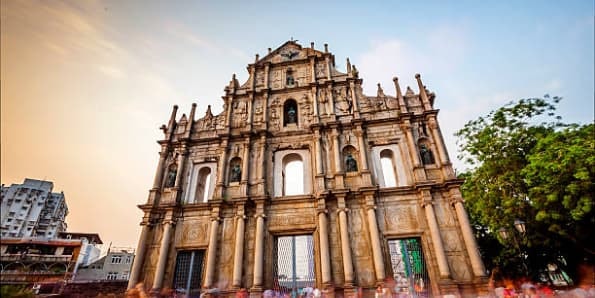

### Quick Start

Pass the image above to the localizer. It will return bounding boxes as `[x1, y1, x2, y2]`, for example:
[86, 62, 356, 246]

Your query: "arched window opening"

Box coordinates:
[284, 99, 298, 126]
[343, 146, 359, 172]
[419, 143, 435, 165]
[380, 149, 397, 187]
[283, 154, 303, 196]
[195, 167, 212, 203]
[229, 158, 242, 183]
[165, 164, 177, 188]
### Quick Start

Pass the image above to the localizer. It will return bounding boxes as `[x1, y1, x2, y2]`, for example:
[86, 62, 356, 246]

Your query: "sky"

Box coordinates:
[1, 0, 593, 247]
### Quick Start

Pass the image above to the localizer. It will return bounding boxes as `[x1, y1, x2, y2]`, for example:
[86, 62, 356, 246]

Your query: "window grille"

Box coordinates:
[387, 238, 432, 297]
[173, 250, 205, 296]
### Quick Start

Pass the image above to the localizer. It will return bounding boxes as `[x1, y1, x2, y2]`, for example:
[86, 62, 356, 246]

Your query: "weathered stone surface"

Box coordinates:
[130, 41, 488, 297]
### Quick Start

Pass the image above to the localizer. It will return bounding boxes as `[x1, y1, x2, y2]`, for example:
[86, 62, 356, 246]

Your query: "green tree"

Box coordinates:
[455, 95, 594, 281]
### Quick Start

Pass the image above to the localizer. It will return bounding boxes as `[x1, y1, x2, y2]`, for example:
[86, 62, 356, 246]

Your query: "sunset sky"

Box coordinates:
[1, 0, 593, 247]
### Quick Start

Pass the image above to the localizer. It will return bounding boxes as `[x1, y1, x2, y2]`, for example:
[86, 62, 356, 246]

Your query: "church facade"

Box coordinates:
[128, 41, 488, 297]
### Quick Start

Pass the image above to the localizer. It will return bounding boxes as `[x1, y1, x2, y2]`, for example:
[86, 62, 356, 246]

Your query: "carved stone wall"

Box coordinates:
[132, 41, 488, 297]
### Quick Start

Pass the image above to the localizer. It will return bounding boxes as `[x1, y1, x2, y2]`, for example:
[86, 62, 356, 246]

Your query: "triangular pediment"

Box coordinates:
[255, 40, 323, 65]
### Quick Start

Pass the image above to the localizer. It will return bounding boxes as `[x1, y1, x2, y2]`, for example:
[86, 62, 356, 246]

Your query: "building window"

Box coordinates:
[111, 255, 122, 264]
[196, 167, 212, 203]
[173, 250, 205, 296]
[343, 145, 359, 172]
[380, 149, 397, 187]
[106, 272, 118, 280]
[125, 255, 132, 264]
[274, 235, 315, 296]
[283, 99, 298, 126]
[387, 238, 432, 297]
[282, 154, 304, 196]
[228, 158, 242, 183]
[120, 271, 129, 280]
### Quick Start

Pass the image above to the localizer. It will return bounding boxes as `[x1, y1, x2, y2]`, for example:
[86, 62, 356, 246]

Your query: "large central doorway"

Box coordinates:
[172, 250, 205, 296]
[273, 235, 315, 297]
[387, 238, 432, 297]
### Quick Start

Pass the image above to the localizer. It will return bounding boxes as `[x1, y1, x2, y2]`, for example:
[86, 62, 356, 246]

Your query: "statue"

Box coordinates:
[165, 165, 177, 188]
[287, 106, 297, 124]
[286, 74, 295, 86]
[419, 144, 435, 165]
[345, 154, 358, 172]
[230, 164, 241, 182]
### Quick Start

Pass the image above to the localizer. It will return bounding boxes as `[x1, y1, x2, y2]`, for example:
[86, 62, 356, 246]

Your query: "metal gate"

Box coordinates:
[387, 238, 431, 297]
[273, 235, 315, 297]
[172, 250, 205, 297]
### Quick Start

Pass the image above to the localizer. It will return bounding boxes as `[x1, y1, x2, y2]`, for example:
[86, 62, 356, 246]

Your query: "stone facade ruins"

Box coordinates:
[129, 41, 488, 297]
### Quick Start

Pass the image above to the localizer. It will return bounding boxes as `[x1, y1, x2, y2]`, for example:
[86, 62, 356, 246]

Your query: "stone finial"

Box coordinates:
[168, 105, 179, 130]
[324, 43, 328, 53]
[268, 48, 272, 54]
[346, 58, 352, 74]
[255, 54, 259, 62]
[310, 42, 314, 49]
[189, 103, 197, 121]
[205, 105, 213, 117]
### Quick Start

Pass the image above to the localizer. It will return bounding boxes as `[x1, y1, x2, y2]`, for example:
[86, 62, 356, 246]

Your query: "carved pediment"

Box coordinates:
[255, 41, 322, 65]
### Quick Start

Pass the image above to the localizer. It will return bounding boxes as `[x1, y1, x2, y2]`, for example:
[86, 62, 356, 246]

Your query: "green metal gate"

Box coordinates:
[388, 238, 431, 297]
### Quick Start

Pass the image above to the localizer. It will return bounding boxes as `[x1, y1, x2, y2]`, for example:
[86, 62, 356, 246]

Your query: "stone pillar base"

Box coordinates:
[249, 287, 263, 298]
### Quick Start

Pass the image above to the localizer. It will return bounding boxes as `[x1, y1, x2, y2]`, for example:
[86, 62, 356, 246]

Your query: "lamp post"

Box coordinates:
[498, 219, 528, 277]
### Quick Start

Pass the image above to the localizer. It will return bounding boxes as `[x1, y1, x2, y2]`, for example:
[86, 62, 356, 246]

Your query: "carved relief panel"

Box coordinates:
[231, 99, 248, 128]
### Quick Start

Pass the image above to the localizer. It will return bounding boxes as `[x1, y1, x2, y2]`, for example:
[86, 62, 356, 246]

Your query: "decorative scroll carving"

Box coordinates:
[299, 94, 313, 126]
[268, 213, 315, 227]
[387, 206, 418, 230]
[335, 87, 352, 115]
[232, 100, 247, 128]
[449, 255, 471, 281]
[253, 99, 264, 124]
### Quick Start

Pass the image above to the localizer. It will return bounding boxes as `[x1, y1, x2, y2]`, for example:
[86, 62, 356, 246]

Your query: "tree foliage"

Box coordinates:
[456, 95, 594, 281]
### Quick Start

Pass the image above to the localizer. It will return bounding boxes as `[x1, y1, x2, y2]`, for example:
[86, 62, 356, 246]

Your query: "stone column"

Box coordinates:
[252, 212, 265, 289]
[258, 135, 266, 181]
[314, 130, 324, 175]
[450, 189, 486, 277]
[327, 85, 335, 116]
[127, 223, 149, 289]
[331, 128, 341, 174]
[215, 140, 229, 198]
[318, 208, 332, 286]
[338, 208, 354, 285]
[420, 191, 450, 278]
[402, 122, 420, 168]
[232, 211, 246, 288]
[365, 197, 386, 282]
[204, 216, 220, 288]
[174, 147, 187, 188]
[241, 140, 250, 195]
[153, 218, 174, 290]
[355, 129, 369, 171]
[428, 118, 449, 164]
[152, 148, 168, 189]
[325, 54, 331, 80]
[310, 57, 316, 83]
[349, 82, 359, 117]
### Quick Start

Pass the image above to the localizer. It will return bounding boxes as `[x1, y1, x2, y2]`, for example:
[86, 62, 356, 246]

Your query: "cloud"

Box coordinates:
[97, 65, 125, 79]
[164, 20, 250, 60]
[356, 24, 470, 96]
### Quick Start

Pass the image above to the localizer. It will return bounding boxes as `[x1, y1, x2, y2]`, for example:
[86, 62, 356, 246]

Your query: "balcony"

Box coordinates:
[1, 253, 72, 263]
